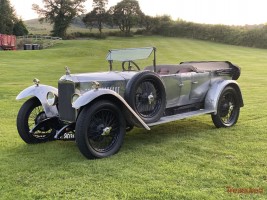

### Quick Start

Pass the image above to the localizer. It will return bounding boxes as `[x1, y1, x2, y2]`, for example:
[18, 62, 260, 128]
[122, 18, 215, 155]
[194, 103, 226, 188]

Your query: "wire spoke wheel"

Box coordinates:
[125, 71, 166, 123]
[88, 108, 119, 153]
[75, 100, 126, 159]
[135, 80, 162, 118]
[212, 87, 240, 128]
[220, 95, 235, 124]
[28, 106, 54, 139]
[17, 97, 56, 143]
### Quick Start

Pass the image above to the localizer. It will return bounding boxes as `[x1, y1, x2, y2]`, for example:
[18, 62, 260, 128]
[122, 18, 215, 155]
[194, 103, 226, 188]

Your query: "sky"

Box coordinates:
[9, 0, 267, 25]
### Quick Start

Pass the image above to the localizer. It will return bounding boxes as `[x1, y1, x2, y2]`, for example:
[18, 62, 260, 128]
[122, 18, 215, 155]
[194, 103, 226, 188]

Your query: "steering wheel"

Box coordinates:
[122, 61, 140, 71]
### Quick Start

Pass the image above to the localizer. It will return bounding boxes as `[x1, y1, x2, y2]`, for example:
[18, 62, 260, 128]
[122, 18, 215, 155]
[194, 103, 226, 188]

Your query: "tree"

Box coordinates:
[0, 0, 16, 34]
[13, 19, 29, 36]
[150, 15, 173, 35]
[109, 0, 143, 36]
[141, 15, 159, 32]
[32, 0, 86, 38]
[83, 0, 108, 35]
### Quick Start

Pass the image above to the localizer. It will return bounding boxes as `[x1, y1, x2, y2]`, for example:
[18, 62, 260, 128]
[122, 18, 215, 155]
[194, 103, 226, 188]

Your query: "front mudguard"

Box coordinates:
[16, 84, 58, 117]
[205, 80, 244, 114]
[72, 89, 150, 130]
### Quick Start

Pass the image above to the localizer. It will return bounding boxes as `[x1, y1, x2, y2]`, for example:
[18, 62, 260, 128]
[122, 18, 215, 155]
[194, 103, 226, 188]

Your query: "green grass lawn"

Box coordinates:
[0, 36, 266, 199]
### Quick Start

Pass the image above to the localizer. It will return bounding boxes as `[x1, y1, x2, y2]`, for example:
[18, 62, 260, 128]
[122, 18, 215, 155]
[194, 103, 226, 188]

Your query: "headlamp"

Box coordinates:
[46, 92, 58, 106]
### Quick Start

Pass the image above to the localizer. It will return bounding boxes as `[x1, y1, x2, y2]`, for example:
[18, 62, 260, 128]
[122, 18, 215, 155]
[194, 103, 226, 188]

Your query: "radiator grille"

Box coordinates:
[102, 86, 120, 94]
[58, 81, 76, 122]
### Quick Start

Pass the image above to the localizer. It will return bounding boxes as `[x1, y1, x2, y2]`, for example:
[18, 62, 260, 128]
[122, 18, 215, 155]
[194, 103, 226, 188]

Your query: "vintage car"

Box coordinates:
[16, 47, 243, 159]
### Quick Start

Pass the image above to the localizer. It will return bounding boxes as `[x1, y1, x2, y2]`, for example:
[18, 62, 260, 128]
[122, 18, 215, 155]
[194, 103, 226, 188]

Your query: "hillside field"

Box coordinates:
[24, 18, 110, 35]
[0, 36, 266, 199]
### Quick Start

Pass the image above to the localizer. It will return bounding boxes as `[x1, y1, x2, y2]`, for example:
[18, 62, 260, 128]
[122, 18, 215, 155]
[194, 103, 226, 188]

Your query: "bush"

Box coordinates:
[65, 31, 137, 39]
[65, 32, 107, 39]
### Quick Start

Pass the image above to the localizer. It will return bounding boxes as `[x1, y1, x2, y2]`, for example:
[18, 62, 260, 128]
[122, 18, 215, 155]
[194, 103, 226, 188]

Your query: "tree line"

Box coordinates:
[32, 0, 145, 38]
[1, 0, 267, 49]
[32, 0, 267, 49]
[150, 19, 267, 49]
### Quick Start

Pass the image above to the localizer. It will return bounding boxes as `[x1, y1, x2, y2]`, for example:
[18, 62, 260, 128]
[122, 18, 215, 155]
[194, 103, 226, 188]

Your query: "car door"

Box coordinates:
[162, 73, 196, 108]
[178, 72, 192, 105]
[161, 75, 181, 108]
[190, 72, 211, 103]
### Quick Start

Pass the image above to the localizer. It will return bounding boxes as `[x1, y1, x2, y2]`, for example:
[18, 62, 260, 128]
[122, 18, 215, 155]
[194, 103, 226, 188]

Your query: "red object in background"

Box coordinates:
[0, 34, 16, 50]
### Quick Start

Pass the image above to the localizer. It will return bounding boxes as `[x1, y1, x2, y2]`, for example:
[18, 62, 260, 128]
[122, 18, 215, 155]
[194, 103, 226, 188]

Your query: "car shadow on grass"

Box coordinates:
[7, 118, 214, 163]
[122, 118, 214, 151]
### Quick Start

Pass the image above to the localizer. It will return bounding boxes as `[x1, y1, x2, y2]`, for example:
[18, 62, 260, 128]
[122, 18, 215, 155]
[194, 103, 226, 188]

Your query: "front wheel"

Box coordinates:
[16, 97, 56, 143]
[211, 86, 240, 128]
[75, 100, 126, 159]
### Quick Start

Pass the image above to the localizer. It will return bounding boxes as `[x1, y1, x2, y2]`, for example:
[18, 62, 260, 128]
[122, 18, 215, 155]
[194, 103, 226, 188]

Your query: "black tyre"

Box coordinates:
[16, 97, 56, 143]
[211, 86, 240, 128]
[75, 100, 126, 159]
[125, 71, 166, 123]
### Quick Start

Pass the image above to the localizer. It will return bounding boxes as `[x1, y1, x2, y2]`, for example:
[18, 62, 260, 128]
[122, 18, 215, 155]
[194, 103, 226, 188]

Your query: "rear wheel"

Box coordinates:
[16, 97, 56, 143]
[75, 100, 126, 159]
[211, 87, 240, 128]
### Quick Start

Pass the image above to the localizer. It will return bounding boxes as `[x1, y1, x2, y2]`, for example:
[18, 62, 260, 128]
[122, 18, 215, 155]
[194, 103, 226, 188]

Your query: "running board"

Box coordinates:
[148, 109, 215, 127]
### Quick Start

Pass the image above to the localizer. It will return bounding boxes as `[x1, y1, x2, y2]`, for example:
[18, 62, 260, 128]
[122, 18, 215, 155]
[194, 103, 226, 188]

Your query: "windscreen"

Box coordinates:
[106, 47, 154, 62]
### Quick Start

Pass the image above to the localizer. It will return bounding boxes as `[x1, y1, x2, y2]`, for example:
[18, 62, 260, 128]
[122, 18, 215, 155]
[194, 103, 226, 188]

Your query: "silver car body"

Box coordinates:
[16, 84, 58, 117]
[16, 47, 243, 129]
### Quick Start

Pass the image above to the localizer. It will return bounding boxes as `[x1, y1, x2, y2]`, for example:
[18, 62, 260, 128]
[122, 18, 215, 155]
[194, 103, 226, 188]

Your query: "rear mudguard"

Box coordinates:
[16, 84, 58, 117]
[205, 80, 244, 114]
[72, 89, 150, 130]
